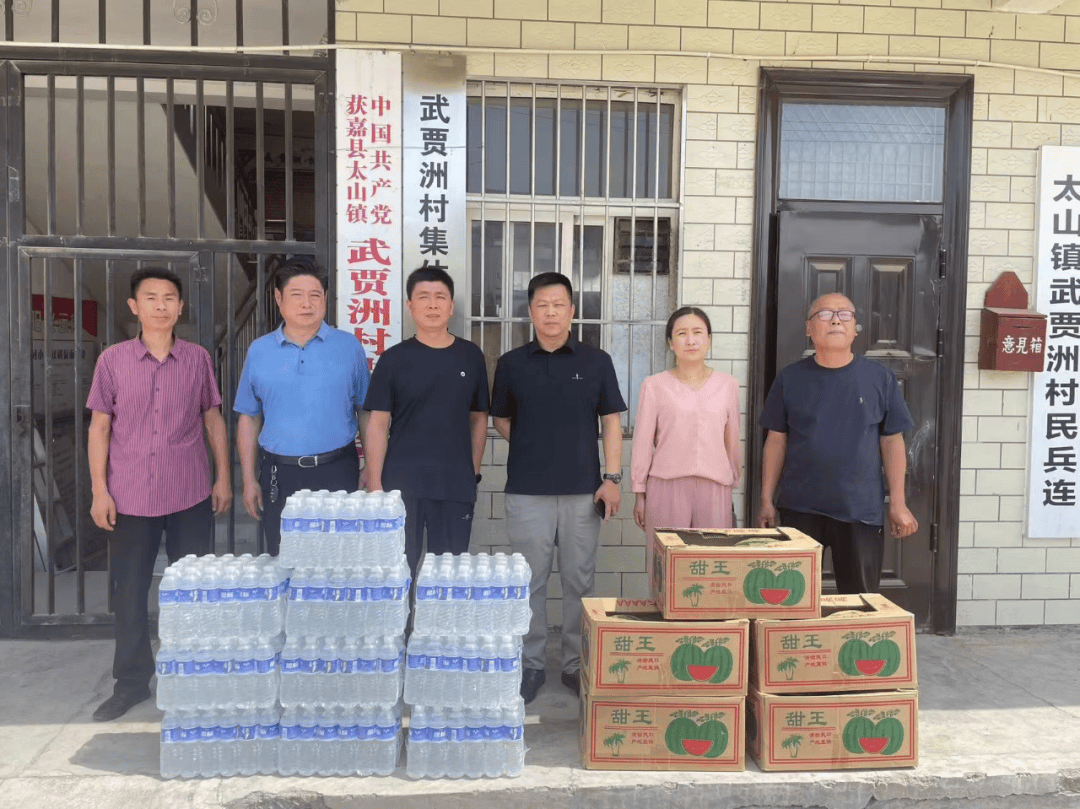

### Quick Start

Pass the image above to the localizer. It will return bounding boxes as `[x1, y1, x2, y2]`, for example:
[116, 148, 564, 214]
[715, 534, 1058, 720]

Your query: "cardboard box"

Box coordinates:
[581, 689, 745, 771]
[746, 686, 918, 771]
[650, 528, 822, 621]
[581, 598, 749, 696]
[750, 593, 917, 694]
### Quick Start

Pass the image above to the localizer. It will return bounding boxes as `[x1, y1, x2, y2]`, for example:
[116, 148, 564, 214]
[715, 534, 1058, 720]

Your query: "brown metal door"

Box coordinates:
[775, 209, 941, 625]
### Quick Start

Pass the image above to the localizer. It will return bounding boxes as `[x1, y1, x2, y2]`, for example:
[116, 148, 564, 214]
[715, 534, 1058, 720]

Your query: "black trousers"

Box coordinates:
[259, 449, 360, 556]
[109, 497, 213, 695]
[401, 494, 475, 579]
[779, 508, 884, 595]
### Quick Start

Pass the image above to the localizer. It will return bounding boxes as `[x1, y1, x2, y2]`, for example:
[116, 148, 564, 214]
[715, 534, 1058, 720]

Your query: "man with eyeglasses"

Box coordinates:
[757, 292, 918, 594]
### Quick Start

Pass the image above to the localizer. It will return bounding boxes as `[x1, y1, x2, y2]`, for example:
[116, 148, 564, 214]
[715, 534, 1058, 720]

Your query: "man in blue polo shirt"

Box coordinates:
[235, 257, 370, 555]
[757, 292, 918, 594]
[491, 272, 626, 703]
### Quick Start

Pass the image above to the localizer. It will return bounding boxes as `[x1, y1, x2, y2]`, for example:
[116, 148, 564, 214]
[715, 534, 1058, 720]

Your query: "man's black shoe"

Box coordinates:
[520, 667, 546, 704]
[92, 689, 152, 722]
[561, 670, 581, 696]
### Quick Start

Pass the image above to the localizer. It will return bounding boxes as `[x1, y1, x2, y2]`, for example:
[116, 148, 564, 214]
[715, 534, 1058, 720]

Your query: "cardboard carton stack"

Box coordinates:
[579, 527, 823, 772]
[746, 592, 919, 771]
[581, 527, 919, 773]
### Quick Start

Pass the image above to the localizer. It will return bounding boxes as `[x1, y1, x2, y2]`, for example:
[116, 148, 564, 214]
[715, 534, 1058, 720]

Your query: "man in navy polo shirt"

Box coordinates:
[757, 292, 918, 594]
[363, 266, 489, 577]
[235, 257, 370, 556]
[491, 272, 626, 703]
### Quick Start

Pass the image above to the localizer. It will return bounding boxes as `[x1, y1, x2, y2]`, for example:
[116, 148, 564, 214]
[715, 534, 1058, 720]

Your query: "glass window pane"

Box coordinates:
[467, 97, 483, 193]
[609, 101, 633, 198]
[535, 99, 557, 196]
[559, 100, 581, 197]
[584, 101, 607, 197]
[471, 220, 503, 317]
[485, 98, 507, 194]
[509, 98, 532, 195]
[779, 103, 945, 202]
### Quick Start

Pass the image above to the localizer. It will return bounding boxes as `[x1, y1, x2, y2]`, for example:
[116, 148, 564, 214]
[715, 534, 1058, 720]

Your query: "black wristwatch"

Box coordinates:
[603, 473, 622, 484]
[476, 473, 483, 483]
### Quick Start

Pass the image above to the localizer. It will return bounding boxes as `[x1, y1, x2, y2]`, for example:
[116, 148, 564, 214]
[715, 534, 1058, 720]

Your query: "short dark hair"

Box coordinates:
[527, 272, 574, 304]
[274, 255, 328, 293]
[406, 266, 454, 299]
[130, 267, 183, 300]
[665, 306, 712, 342]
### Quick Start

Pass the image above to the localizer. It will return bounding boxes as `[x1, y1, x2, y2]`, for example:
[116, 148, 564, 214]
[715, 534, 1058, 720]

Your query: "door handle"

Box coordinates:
[13, 404, 29, 424]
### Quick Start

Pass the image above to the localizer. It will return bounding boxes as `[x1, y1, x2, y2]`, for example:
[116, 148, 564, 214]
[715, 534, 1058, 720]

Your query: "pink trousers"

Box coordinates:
[644, 475, 734, 570]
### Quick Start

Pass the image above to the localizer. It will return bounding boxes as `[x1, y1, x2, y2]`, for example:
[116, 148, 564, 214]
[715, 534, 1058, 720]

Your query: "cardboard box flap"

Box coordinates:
[583, 598, 665, 621]
[655, 527, 821, 550]
[821, 593, 914, 619]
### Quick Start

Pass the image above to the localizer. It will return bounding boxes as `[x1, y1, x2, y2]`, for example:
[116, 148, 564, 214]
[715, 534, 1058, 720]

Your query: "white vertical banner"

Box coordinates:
[402, 54, 468, 337]
[1028, 145, 1080, 538]
[335, 49, 403, 372]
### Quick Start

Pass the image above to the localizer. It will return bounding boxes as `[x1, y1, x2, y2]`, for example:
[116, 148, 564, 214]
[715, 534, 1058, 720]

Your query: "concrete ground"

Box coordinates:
[1, 626, 1079, 809]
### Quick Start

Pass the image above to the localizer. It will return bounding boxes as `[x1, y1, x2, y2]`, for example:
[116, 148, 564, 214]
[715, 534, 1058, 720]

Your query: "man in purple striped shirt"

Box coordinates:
[86, 268, 231, 722]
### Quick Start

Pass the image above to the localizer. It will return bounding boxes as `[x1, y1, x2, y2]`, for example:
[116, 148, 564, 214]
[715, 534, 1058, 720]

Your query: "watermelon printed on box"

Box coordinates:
[651, 528, 822, 620]
[751, 593, 918, 694]
[581, 598, 748, 696]
[580, 690, 745, 771]
[747, 686, 918, 771]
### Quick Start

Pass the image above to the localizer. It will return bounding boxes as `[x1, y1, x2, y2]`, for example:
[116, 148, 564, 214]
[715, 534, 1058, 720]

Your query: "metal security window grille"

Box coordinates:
[466, 81, 682, 429]
[2, 0, 330, 52]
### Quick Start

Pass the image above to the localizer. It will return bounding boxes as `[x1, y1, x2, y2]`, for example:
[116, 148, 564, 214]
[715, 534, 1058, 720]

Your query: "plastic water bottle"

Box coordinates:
[160, 711, 182, 778]
[298, 496, 323, 569]
[444, 709, 466, 778]
[403, 636, 424, 705]
[339, 494, 363, 569]
[413, 556, 435, 634]
[504, 701, 526, 776]
[433, 556, 455, 634]
[219, 561, 242, 639]
[177, 710, 200, 778]
[313, 710, 336, 776]
[509, 559, 531, 635]
[452, 558, 473, 635]
[439, 637, 461, 707]
[320, 638, 340, 705]
[426, 707, 447, 778]
[279, 495, 303, 568]
[277, 707, 301, 776]
[478, 635, 499, 707]
[406, 705, 429, 779]
[499, 635, 521, 706]
[231, 639, 255, 707]
[158, 566, 180, 639]
[338, 639, 359, 707]
[373, 706, 399, 775]
[195, 709, 218, 777]
[320, 495, 341, 570]
[359, 492, 379, 558]
[176, 564, 201, 640]
[192, 642, 214, 708]
[460, 640, 481, 707]
[235, 709, 258, 776]
[217, 711, 240, 777]
[386, 558, 409, 637]
[472, 556, 493, 634]
[155, 642, 176, 710]
[378, 636, 400, 705]
[464, 709, 486, 778]
[236, 564, 259, 635]
[200, 565, 222, 641]
[355, 707, 376, 775]
[257, 709, 280, 775]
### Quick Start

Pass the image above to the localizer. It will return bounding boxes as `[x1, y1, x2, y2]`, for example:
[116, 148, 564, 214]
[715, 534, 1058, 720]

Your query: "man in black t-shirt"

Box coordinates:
[757, 293, 918, 594]
[491, 273, 627, 704]
[363, 267, 490, 576]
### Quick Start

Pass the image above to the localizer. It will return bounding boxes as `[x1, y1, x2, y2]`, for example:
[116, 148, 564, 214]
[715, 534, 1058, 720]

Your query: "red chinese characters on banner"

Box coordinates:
[340, 87, 398, 368]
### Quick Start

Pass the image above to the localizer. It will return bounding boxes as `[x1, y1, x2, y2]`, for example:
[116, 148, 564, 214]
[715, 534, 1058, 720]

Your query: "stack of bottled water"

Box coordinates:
[157, 554, 287, 779]
[404, 553, 530, 779]
[275, 489, 410, 776]
[279, 489, 405, 570]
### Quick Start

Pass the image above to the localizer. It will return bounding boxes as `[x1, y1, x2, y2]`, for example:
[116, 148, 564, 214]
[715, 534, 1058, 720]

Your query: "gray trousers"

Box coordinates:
[505, 493, 601, 674]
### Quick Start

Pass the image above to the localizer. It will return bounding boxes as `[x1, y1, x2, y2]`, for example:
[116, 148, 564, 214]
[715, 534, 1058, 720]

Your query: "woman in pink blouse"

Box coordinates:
[632, 307, 741, 568]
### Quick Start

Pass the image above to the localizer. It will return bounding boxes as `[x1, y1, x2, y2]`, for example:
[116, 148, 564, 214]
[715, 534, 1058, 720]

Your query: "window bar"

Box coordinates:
[503, 82, 512, 349]
[189, 0, 198, 47]
[236, 0, 244, 47]
[107, 77, 116, 236]
[282, 0, 290, 55]
[47, 76, 56, 234]
[5, 0, 12, 41]
[256, 84, 266, 241]
[137, 78, 146, 236]
[575, 86, 586, 342]
[98, 0, 106, 43]
[225, 252, 236, 555]
[652, 91, 662, 374]
[197, 80, 206, 239]
[74, 258, 85, 613]
[76, 75, 85, 235]
[255, 252, 266, 555]
[142, 0, 150, 46]
[629, 88, 639, 357]
[285, 83, 294, 242]
[479, 82, 487, 360]
[529, 84, 537, 290]
[51, 0, 58, 42]
[167, 79, 176, 238]
[44, 258, 55, 614]
[226, 82, 235, 239]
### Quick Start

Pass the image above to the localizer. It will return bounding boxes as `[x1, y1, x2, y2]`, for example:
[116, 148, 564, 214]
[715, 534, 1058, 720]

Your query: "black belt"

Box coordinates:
[261, 444, 355, 468]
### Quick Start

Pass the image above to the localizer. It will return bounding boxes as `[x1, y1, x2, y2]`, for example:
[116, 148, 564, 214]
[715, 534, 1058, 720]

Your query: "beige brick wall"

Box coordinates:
[338, 0, 1080, 628]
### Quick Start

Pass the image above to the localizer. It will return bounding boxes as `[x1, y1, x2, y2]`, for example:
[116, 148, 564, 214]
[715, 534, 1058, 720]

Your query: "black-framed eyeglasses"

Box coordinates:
[809, 309, 855, 322]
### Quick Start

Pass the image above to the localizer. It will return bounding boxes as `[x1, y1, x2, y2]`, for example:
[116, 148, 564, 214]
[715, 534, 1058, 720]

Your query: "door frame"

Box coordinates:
[747, 69, 973, 635]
